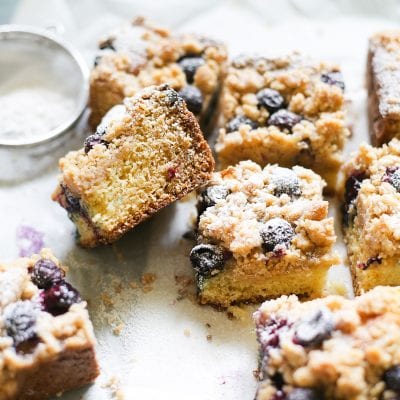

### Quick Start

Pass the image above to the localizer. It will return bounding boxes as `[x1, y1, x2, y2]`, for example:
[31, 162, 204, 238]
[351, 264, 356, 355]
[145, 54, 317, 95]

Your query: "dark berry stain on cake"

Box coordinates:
[271, 167, 302, 199]
[16, 225, 45, 258]
[267, 109, 302, 132]
[84, 130, 109, 154]
[226, 115, 258, 133]
[190, 244, 226, 277]
[384, 365, 400, 392]
[30, 258, 64, 289]
[198, 185, 230, 214]
[41, 282, 82, 316]
[357, 256, 382, 270]
[178, 56, 205, 84]
[342, 171, 368, 225]
[258, 317, 290, 352]
[321, 71, 345, 91]
[257, 88, 285, 113]
[4, 301, 38, 347]
[178, 85, 203, 115]
[287, 388, 322, 400]
[260, 218, 295, 253]
[383, 166, 400, 192]
[293, 308, 334, 347]
[59, 185, 82, 214]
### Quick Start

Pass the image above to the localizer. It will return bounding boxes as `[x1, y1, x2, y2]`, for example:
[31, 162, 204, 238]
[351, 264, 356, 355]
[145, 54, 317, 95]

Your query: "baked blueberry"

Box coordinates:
[178, 85, 203, 115]
[41, 282, 82, 316]
[260, 218, 295, 253]
[342, 171, 367, 225]
[384, 365, 400, 392]
[178, 56, 205, 84]
[165, 89, 180, 106]
[226, 115, 258, 133]
[60, 185, 81, 214]
[271, 167, 301, 198]
[383, 166, 400, 192]
[4, 301, 38, 346]
[321, 71, 345, 91]
[190, 244, 225, 277]
[30, 258, 64, 289]
[287, 388, 321, 400]
[256, 88, 285, 113]
[267, 110, 302, 132]
[84, 129, 108, 154]
[198, 185, 229, 214]
[294, 307, 334, 347]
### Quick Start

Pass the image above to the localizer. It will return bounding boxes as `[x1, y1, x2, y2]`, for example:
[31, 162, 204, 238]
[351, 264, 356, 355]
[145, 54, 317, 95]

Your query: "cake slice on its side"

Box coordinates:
[0, 249, 99, 400]
[254, 287, 400, 400]
[342, 139, 400, 294]
[189, 161, 339, 308]
[53, 84, 215, 247]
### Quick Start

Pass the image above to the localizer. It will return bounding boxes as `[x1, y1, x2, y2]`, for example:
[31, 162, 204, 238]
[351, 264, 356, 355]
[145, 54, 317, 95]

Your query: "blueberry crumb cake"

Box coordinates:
[89, 16, 227, 131]
[216, 53, 349, 192]
[254, 286, 400, 400]
[0, 249, 99, 400]
[53, 84, 214, 248]
[367, 31, 400, 146]
[190, 160, 339, 307]
[342, 139, 400, 294]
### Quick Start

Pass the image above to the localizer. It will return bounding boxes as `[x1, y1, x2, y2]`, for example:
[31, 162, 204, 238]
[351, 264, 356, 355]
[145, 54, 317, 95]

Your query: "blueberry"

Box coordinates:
[4, 301, 38, 346]
[287, 388, 321, 400]
[256, 88, 285, 113]
[178, 85, 203, 115]
[226, 116, 258, 133]
[321, 72, 345, 91]
[384, 365, 400, 392]
[30, 258, 64, 289]
[41, 282, 82, 316]
[61, 185, 81, 214]
[165, 89, 180, 106]
[267, 110, 302, 132]
[342, 171, 367, 225]
[260, 218, 295, 253]
[271, 167, 301, 198]
[198, 185, 229, 214]
[190, 244, 225, 277]
[293, 307, 334, 347]
[383, 166, 400, 192]
[178, 56, 205, 84]
[84, 127, 108, 154]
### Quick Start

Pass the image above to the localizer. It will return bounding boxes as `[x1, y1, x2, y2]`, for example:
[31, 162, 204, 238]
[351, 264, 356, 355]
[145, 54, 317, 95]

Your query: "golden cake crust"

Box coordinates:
[0, 249, 99, 400]
[53, 84, 215, 247]
[254, 286, 400, 400]
[215, 53, 349, 191]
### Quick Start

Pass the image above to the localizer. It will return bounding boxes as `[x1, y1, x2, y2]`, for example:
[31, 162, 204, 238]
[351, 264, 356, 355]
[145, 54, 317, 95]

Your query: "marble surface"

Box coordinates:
[1, 1, 400, 399]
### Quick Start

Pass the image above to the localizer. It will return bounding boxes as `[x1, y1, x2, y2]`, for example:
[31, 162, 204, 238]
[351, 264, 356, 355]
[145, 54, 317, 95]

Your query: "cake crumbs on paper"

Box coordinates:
[253, 368, 262, 380]
[102, 293, 114, 307]
[141, 273, 157, 293]
[206, 334, 212, 342]
[205, 323, 211, 328]
[184, 328, 191, 337]
[101, 376, 125, 400]
[227, 305, 248, 320]
[113, 322, 125, 336]
[174, 274, 195, 301]
[130, 280, 139, 289]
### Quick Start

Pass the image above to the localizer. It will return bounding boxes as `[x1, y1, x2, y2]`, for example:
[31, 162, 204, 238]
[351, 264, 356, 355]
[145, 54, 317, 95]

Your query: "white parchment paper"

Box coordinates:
[1, 1, 399, 399]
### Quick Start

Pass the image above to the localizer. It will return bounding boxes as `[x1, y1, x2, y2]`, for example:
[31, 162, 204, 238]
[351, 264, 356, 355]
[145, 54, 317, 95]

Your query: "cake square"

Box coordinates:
[189, 160, 338, 308]
[0, 249, 99, 400]
[89, 17, 227, 131]
[53, 84, 215, 248]
[215, 53, 349, 192]
[342, 139, 400, 294]
[254, 286, 400, 400]
[367, 31, 400, 146]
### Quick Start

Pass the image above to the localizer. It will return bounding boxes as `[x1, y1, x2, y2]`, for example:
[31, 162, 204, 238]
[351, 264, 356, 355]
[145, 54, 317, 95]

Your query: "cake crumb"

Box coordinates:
[141, 273, 157, 293]
[227, 305, 248, 320]
[130, 281, 139, 289]
[113, 323, 125, 336]
[253, 368, 262, 380]
[101, 376, 125, 400]
[175, 274, 194, 301]
[326, 279, 348, 296]
[184, 329, 191, 337]
[206, 334, 212, 342]
[102, 293, 114, 307]
[205, 323, 211, 328]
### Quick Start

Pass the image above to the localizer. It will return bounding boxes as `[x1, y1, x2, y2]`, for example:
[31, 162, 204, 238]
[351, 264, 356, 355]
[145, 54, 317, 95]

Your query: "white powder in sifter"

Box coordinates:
[0, 86, 76, 144]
